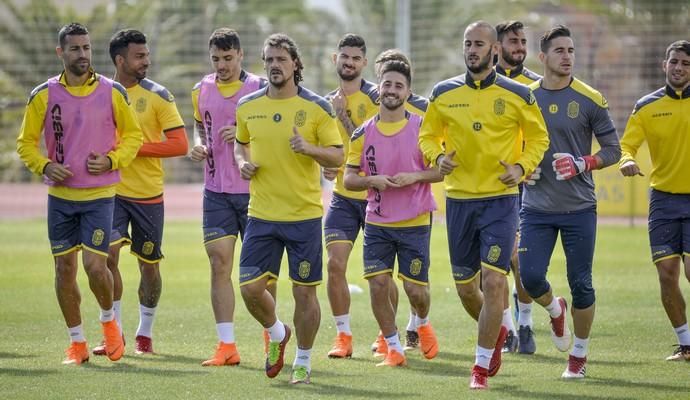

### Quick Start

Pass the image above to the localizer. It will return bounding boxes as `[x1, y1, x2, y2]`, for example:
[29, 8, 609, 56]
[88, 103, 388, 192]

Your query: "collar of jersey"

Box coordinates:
[465, 70, 497, 89]
[58, 68, 98, 87]
[665, 84, 690, 99]
[495, 64, 523, 79]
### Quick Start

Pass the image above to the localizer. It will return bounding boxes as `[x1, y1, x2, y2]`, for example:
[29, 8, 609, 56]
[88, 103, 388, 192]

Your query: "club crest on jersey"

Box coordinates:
[549, 104, 558, 114]
[410, 258, 422, 276]
[493, 98, 505, 116]
[487, 245, 501, 263]
[357, 103, 367, 120]
[136, 97, 147, 113]
[142, 241, 154, 256]
[567, 101, 580, 119]
[92, 229, 105, 247]
[298, 261, 311, 279]
[294, 110, 306, 127]
[473, 122, 482, 132]
[273, 113, 282, 123]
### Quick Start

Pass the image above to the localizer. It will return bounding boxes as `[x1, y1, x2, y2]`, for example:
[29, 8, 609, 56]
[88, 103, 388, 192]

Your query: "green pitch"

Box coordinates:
[0, 221, 688, 399]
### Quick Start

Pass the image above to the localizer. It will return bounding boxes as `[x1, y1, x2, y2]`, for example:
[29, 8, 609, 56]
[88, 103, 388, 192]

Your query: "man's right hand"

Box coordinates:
[239, 161, 259, 180]
[619, 160, 644, 177]
[367, 175, 400, 191]
[437, 150, 458, 175]
[323, 167, 339, 181]
[189, 145, 208, 162]
[44, 162, 73, 183]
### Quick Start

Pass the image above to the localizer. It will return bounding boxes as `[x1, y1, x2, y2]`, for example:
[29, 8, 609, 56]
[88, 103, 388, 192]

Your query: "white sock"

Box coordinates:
[267, 319, 286, 342]
[100, 308, 114, 323]
[216, 322, 235, 344]
[502, 308, 516, 334]
[475, 345, 494, 369]
[517, 301, 533, 327]
[407, 311, 417, 332]
[293, 347, 312, 371]
[136, 305, 156, 338]
[68, 324, 85, 343]
[334, 314, 352, 335]
[415, 314, 429, 327]
[674, 323, 690, 346]
[113, 300, 122, 334]
[571, 336, 589, 358]
[545, 297, 562, 318]
[385, 331, 404, 354]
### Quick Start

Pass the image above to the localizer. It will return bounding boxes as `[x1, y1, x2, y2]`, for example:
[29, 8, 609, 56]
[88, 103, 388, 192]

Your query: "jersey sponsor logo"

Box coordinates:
[487, 244, 501, 263]
[50, 104, 65, 164]
[135, 97, 147, 113]
[204, 111, 216, 178]
[549, 104, 559, 114]
[246, 114, 267, 120]
[567, 101, 580, 119]
[298, 260, 311, 279]
[448, 103, 470, 108]
[652, 112, 672, 118]
[493, 98, 505, 116]
[473, 122, 482, 132]
[273, 113, 282, 122]
[365, 145, 383, 216]
[357, 103, 367, 120]
[142, 241, 154, 256]
[92, 229, 105, 247]
[294, 110, 307, 127]
[410, 258, 422, 276]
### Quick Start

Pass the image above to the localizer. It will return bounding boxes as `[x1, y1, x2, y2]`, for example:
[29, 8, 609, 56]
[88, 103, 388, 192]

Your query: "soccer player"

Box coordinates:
[189, 28, 269, 366]
[89, 29, 188, 357]
[16, 23, 142, 365]
[344, 59, 441, 367]
[619, 39, 690, 362]
[322, 34, 379, 359]
[495, 20, 541, 354]
[419, 21, 549, 389]
[520, 25, 621, 379]
[371, 48, 429, 352]
[234, 33, 343, 384]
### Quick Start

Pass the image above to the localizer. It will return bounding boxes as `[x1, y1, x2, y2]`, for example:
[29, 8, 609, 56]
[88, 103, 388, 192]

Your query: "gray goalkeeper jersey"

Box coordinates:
[523, 77, 621, 213]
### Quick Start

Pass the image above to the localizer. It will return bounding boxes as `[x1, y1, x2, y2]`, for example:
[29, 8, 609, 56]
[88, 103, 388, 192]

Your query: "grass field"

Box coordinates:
[1, 220, 688, 399]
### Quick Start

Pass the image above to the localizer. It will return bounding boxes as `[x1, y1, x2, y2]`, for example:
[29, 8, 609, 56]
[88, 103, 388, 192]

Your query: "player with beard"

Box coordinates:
[521, 25, 621, 379]
[16, 22, 142, 365]
[321, 34, 380, 359]
[189, 28, 272, 367]
[419, 21, 549, 389]
[495, 20, 541, 355]
[344, 60, 442, 367]
[88, 29, 188, 357]
[235, 33, 342, 384]
[619, 40, 690, 362]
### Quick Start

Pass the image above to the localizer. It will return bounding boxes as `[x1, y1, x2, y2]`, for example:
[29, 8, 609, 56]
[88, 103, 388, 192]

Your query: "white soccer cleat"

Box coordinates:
[550, 297, 572, 352]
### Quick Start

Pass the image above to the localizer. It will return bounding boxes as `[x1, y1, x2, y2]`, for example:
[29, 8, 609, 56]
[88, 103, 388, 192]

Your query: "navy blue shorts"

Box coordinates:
[111, 197, 164, 263]
[47, 195, 114, 256]
[362, 223, 431, 285]
[323, 193, 367, 246]
[649, 189, 690, 263]
[446, 196, 518, 283]
[239, 217, 323, 286]
[203, 190, 249, 244]
[518, 207, 597, 309]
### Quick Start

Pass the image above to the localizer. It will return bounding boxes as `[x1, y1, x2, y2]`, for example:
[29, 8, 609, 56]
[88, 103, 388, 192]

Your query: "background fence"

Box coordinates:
[1, 0, 688, 218]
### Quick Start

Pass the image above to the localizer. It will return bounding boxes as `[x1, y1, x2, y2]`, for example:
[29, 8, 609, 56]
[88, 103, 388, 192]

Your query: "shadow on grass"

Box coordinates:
[0, 352, 37, 359]
[586, 376, 689, 393]
[82, 362, 208, 376]
[493, 384, 627, 400]
[131, 352, 209, 364]
[0, 368, 58, 376]
[272, 381, 417, 398]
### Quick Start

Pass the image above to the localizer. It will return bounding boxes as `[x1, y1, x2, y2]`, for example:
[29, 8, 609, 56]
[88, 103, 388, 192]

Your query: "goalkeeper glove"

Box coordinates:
[552, 153, 598, 181]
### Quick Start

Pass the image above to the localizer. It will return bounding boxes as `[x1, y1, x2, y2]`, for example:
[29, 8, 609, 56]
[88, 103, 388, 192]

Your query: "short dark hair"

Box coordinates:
[665, 40, 690, 59]
[379, 60, 411, 86]
[337, 33, 366, 55]
[209, 28, 241, 51]
[262, 33, 303, 85]
[495, 21, 524, 42]
[540, 25, 571, 53]
[58, 23, 88, 49]
[374, 49, 411, 79]
[109, 29, 147, 64]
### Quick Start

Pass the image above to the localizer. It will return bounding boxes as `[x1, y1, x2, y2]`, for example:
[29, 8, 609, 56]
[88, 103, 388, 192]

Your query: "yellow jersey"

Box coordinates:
[236, 86, 342, 221]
